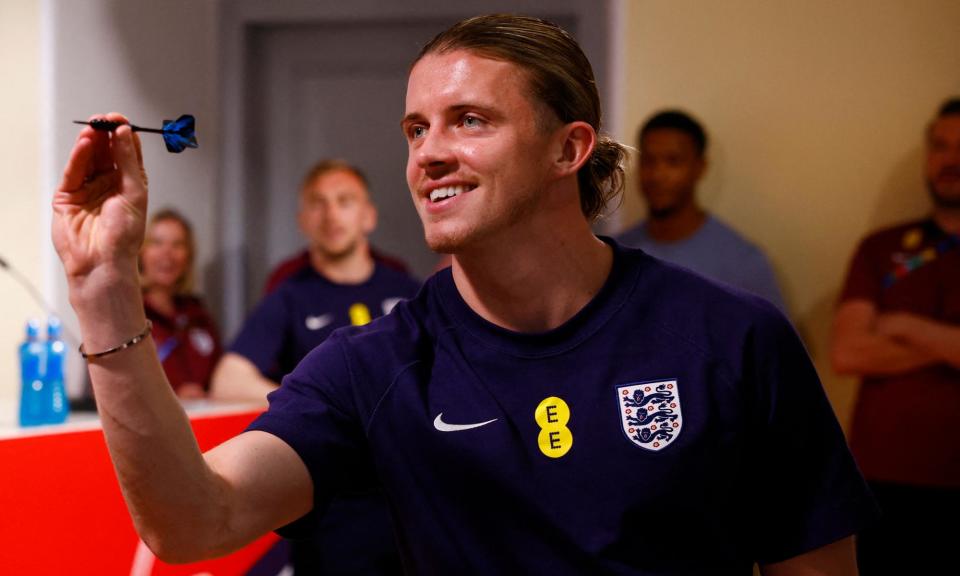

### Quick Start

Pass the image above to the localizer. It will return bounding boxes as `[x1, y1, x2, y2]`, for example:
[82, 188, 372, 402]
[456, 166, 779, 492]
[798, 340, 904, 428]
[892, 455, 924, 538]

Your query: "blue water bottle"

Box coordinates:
[46, 316, 69, 424]
[19, 318, 46, 427]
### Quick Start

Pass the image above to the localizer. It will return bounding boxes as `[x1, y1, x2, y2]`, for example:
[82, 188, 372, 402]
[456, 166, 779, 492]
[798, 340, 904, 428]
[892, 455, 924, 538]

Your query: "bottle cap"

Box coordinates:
[25, 318, 40, 338]
[47, 315, 62, 338]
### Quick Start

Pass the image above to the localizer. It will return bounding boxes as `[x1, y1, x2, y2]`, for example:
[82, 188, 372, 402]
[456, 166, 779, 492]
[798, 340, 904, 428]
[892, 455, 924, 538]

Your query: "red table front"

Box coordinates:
[0, 406, 286, 575]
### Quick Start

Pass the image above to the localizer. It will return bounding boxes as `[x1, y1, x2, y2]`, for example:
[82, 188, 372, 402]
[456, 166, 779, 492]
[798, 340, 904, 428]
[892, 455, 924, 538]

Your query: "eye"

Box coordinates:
[410, 125, 427, 140]
[463, 115, 483, 128]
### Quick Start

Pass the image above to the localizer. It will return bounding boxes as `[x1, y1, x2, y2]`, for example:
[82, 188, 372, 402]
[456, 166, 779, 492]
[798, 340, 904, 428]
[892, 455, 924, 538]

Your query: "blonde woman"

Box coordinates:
[140, 209, 221, 398]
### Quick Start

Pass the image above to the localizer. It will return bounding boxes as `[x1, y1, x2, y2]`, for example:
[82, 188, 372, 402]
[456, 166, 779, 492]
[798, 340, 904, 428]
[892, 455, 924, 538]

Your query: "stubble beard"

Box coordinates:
[316, 237, 361, 262]
[422, 188, 540, 255]
[929, 179, 960, 210]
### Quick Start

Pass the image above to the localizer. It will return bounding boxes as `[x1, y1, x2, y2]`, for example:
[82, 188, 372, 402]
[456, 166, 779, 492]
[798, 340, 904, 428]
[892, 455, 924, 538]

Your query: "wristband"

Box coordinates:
[79, 321, 153, 361]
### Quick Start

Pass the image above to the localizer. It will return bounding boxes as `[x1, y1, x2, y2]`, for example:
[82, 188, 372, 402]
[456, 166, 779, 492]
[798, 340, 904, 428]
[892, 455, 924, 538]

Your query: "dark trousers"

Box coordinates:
[857, 481, 960, 574]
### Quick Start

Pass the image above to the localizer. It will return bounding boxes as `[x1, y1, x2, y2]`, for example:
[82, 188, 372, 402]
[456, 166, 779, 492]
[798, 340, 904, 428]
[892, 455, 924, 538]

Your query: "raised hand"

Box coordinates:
[52, 113, 148, 289]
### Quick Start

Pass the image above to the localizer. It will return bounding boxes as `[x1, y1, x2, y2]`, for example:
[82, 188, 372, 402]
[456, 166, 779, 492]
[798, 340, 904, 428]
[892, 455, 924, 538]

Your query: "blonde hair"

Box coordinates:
[300, 159, 370, 193]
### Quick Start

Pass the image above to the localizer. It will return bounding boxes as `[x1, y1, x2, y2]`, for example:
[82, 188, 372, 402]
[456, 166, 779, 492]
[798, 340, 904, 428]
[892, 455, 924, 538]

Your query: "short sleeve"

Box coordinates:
[746, 310, 877, 563]
[839, 237, 882, 304]
[228, 290, 290, 379]
[740, 250, 787, 313]
[246, 333, 373, 537]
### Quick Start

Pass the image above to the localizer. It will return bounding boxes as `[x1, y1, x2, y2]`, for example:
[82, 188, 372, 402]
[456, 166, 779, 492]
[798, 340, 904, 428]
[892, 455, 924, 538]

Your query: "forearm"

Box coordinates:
[882, 315, 960, 370]
[54, 118, 309, 562]
[760, 535, 857, 575]
[209, 353, 277, 408]
[72, 274, 233, 561]
[831, 301, 938, 377]
[831, 332, 937, 376]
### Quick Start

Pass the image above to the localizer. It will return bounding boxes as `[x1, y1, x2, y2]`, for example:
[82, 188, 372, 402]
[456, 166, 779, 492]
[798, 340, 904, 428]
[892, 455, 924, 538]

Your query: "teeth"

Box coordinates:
[430, 185, 470, 202]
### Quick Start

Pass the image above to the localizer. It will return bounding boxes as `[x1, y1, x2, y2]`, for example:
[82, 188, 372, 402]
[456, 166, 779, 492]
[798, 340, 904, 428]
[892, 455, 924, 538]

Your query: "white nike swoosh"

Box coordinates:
[433, 413, 498, 432]
[305, 314, 333, 331]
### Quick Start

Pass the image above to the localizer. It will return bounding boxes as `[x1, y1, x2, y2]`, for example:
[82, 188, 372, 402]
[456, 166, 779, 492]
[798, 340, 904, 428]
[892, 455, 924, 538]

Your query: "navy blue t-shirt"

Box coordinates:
[230, 262, 421, 381]
[249, 241, 875, 574]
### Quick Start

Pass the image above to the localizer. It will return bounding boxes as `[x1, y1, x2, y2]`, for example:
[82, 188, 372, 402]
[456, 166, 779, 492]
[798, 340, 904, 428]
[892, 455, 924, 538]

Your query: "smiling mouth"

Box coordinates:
[429, 185, 476, 203]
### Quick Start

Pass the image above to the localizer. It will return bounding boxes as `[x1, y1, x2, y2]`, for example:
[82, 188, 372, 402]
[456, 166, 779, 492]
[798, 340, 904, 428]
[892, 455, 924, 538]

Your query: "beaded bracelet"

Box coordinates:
[79, 321, 153, 361]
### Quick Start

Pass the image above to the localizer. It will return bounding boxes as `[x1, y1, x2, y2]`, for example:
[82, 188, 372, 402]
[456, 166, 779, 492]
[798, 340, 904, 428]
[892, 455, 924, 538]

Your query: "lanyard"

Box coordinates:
[156, 336, 179, 363]
[882, 233, 959, 288]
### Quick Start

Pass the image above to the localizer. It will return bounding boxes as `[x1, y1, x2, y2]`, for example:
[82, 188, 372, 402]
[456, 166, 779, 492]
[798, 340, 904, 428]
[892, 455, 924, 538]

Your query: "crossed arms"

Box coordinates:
[832, 299, 960, 376]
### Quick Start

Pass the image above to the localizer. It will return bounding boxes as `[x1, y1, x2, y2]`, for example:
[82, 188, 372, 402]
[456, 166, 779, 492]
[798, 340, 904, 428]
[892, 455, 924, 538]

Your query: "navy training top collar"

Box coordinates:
[434, 237, 643, 358]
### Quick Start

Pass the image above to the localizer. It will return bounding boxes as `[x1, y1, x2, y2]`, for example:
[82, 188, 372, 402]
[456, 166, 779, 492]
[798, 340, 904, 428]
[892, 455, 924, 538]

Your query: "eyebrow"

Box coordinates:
[400, 112, 424, 130]
[400, 103, 500, 128]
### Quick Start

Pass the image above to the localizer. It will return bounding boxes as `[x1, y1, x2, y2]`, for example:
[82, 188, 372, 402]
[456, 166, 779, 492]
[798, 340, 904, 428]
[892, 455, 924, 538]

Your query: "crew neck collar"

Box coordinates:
[436, 237, 643, 358]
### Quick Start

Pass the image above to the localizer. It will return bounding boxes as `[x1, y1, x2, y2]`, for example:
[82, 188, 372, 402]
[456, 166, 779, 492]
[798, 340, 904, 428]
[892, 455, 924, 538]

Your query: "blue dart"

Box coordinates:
[72, 114, 198, 153]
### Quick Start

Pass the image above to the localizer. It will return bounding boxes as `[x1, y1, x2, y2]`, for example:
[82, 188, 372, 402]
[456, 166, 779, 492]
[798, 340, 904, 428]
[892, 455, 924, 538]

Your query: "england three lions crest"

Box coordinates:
[617, 380, 682, 451]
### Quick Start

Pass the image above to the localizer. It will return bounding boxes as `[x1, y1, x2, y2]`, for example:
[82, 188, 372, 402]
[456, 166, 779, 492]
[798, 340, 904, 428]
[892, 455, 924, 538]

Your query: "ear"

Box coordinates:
[693, 154, 708, 181]
[552, 121, 596, 179]
[362, 202, 378, 235]
[297, 202, 310, 237]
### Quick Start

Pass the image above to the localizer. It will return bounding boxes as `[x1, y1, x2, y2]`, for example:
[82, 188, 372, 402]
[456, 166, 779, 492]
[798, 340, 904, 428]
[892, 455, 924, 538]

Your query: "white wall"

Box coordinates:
[5, 0, 958, 427]
[616, 0, 960, 428]
[0, 0, 42, 407]
[46, 0, 223, 395]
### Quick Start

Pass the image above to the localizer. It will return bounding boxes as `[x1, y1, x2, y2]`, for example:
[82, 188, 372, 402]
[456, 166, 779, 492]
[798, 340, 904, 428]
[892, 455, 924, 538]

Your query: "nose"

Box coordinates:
[414, 127, 457, 178]
[320, 204, 340, 226]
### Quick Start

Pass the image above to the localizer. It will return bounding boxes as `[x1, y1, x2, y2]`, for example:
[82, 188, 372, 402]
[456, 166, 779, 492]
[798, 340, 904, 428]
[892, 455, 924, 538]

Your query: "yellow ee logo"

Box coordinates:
[349, 303, 372, 326]
[535, 396, 573, 458]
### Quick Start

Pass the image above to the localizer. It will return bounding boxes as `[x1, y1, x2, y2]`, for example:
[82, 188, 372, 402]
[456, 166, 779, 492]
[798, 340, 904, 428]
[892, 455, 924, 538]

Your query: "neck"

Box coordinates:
[310, 241, 375, 284]
[933, 207, 960, 234]
[646, 203, 706, 242]
[143, 287, 176, 316]
[451, 195, 612, 333]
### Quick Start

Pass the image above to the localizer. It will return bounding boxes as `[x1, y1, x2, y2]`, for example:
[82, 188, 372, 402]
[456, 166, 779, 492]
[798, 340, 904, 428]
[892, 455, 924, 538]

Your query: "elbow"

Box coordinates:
[138, 525, 219, 564]
[830, 345, 859, 377]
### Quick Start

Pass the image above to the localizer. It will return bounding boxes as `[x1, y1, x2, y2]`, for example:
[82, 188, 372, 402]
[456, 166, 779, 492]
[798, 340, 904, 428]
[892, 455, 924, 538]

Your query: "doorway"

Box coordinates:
[219, 2, 610, 334]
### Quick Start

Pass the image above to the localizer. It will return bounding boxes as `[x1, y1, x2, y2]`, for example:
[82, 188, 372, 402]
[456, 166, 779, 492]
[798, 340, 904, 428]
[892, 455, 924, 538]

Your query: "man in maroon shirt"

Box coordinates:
[832, 97, 960, 574]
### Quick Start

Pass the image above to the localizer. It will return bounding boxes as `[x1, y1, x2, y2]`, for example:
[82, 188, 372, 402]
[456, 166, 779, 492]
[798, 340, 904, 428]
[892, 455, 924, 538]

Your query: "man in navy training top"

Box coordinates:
[617, 109, 787, 311]
[210, 159, 418, 575]
[53, 14, 874, 575]
[261, 163, 412, 296]
[210, 159, 420, 407]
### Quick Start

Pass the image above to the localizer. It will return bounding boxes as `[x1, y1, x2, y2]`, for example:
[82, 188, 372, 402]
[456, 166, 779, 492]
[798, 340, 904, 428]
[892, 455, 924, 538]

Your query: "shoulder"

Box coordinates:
[855, 218, 930, 251]
[175, 294, 214, 316]
[271, 265, 325, 297]
[615, 222, 648, 248]
[264, 250, 311, 294]
[372, 262, 423, 293]
[169, 295, 220, 336]
[370, 246, 412, 275]
[629, 245, 791, 364]
[702, 217, 767, 256]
